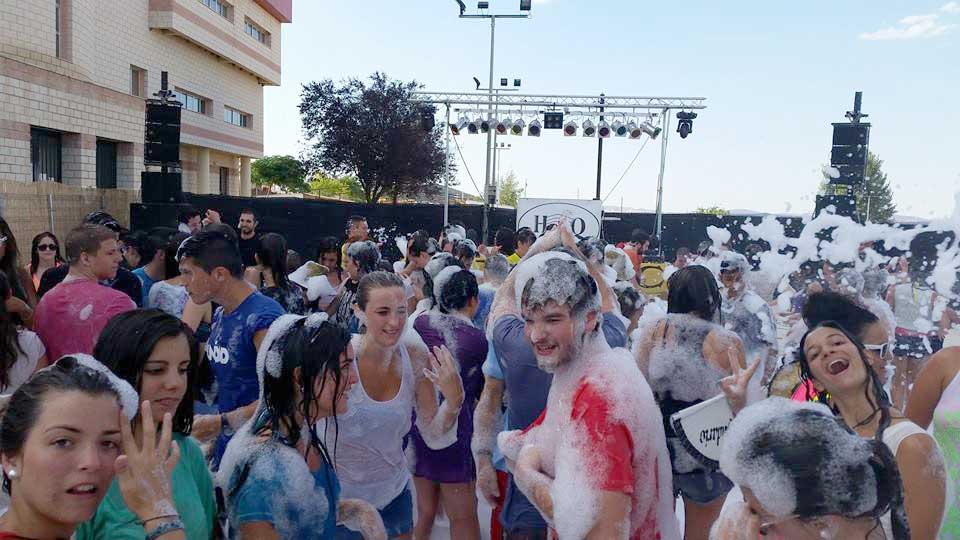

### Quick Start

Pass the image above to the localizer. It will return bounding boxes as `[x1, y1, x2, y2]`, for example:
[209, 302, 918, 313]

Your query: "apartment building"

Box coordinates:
[0, 0, 292, 195]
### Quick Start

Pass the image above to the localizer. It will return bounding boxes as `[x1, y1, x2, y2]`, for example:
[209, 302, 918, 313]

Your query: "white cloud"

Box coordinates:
[859, 13, 956, 40]
[942, 2, 960, 14]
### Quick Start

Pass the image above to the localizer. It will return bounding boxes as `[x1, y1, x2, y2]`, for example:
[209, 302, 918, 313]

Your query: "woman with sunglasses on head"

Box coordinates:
[0, 219, 37, 325]
[0, 355, 186, 540]
[77, 309, 215, 540]
[796, 321, 946, 539]
[26, 233, 62, 294]
[218, 313, 386, 539]
[711, 397, 910, 540]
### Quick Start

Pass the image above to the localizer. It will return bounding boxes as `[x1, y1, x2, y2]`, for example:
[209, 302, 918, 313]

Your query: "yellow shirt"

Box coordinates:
[507, 253, 521, 266]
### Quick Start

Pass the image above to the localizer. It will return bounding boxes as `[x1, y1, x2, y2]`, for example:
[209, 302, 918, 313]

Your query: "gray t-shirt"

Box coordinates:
[492, 311, 627, 531]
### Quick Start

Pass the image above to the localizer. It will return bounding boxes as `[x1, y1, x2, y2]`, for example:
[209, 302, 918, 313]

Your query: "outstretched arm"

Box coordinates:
[410, 339, 464, 449]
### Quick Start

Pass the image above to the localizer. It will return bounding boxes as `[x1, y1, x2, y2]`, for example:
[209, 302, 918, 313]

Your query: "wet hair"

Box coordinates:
[520, 256, 600, 322]
[495, 228, 516, 255]
[346, 240, 381, 276]
[484, 253, 510, 283]
[176, 229, 243, 278]
[178, 207, 201, 225]
[315, 236, 342, 271]
[802, 292, 879, 338]
[667, 265, 722, 322]
[423, 253, 462, 309]
[454, 238, 477, 263]
[796, 322, 893, 444]
[163, 233, 189, 278]
[356, 271, 405, 311]
[239, 208, 257, 221]
[437, 268, 479, 314]
[256, 233, 292, 291]
[0, 356, 120, 494]
[29, 232, 63, 277]
[64, 224, 117, 265]
[0, 272, 25, 391]
[723, 399, 909, 539]
[258, 317, 350, 467]
[93, 309, 198, 434]
[516, 227, 537, 248]
[577, 237, 606, 265]
[615, 284, 643, 319]
[407, 230, 434, 259]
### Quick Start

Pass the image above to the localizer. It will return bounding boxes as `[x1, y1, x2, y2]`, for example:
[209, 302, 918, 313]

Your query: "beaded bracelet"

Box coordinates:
[139, 514, 179, 526]
[145, 518, 185, 540]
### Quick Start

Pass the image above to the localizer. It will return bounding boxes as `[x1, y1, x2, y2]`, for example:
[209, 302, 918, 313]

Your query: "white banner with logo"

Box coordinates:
[516, 198, 603, 240]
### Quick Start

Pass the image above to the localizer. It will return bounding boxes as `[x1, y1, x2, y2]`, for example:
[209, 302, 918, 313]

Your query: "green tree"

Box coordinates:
[695, 206, 729, 216]
[251, 155, 308, 193]
[310, 173, 364, 201]
[857, 151, 896, 223]
[498, 171, 521, 207]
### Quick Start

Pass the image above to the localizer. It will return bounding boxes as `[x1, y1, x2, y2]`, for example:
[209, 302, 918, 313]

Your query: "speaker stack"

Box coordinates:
[815, 121, 870, 221]
[142, 74, 184, 203]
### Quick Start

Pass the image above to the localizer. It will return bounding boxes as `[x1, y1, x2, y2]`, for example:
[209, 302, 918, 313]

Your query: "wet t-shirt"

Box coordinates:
[206, 292, 283, 467]
[34, 279, 136, 361]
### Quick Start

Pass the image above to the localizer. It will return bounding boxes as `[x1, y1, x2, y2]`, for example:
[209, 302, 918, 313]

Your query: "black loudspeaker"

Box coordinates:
[543, 112, 564, 130]
[141, 171, 183, 203]
[144, 103, 181, 165]
[831, 123, 870, 146]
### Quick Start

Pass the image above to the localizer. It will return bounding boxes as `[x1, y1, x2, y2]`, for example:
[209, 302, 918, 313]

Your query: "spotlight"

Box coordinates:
[563, 120, 578, 136]
[676, 111, 697, 139]
[612, 120, 627, 137]
[511, 118, 526, 135]
[467, 117, 482, 134]
[480, 116, 494, 134]
[582, 119, 596, 137]
[597, 120, 611, 138]
[527, 118, 542, 137]
[520, 0, 532, 10]
[496, 118, 511, 135]
[640, 121, 661, 140]
[450, 116, 469, 135]
[478, 1, 489, 9]
[627, 122, 643, 139]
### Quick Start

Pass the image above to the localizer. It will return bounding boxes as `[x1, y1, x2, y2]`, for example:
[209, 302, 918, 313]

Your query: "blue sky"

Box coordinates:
[263, 0, 960, 217]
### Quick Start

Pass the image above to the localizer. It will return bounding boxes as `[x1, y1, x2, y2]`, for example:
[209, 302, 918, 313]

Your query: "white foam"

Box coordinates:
[69, 353, 140, 419]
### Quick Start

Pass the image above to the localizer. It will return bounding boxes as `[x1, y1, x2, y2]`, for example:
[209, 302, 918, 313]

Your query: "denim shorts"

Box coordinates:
[673, 469, 734, 504]
[334, 486, 413, 539]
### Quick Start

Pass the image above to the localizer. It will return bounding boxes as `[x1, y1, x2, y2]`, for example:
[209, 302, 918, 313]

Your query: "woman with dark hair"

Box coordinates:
[26, 232, 62, 292]
[796, 321, 946, 539]
[147, 233, 191, 317]
[0, 356, 187, 540]
[0, 217, 37, 312]
[218, 313, 385, 539]
[411, 268, 487, 540]
[329, 241, 382, 331]
[317, 236, 344, 289]
[326, 271, 464, 540]
[245, 233, 306, 315]
[633, 264, 746, 540]
[0, 271, 46, 397]
[78, 309, 214, 540]
[712, 397, 910, 540]
[397, 231, 435, 314]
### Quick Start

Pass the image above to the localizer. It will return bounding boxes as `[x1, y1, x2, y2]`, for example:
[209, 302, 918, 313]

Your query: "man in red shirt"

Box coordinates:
[34, 224, 135, 361]
[497, 225, 680, 540]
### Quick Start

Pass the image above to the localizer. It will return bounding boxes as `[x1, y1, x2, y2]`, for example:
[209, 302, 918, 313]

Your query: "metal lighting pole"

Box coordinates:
[457, 3, 529, 243]
[443, 103, 452, 226]
[654, 109, 670, 256]
[594, 93, 605, 200]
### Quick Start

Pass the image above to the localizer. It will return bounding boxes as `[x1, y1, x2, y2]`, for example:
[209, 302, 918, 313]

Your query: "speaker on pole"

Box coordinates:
[144, 103, 181, 165]
[141, 171, 183, 203]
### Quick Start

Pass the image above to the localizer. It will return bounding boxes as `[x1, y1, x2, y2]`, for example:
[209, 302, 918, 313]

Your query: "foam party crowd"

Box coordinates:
[0, 205, 957, 540]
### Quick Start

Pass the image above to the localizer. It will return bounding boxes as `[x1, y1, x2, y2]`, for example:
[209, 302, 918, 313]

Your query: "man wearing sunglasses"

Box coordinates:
[36, 212, 142, 307]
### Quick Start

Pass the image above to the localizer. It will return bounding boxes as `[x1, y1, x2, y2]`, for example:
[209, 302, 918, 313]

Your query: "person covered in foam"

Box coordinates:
[718, 252, 779, 384]
[632, 264, 747, 540]
[497, 223, 681, 540]
[216, 313, 387, 539]
[710, 397, 909, 540]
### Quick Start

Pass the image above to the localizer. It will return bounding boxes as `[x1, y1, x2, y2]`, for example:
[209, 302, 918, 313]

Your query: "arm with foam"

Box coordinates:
[513, 444, 555, 524]
[473, 374, 504, 504]
[337, 499, 387, 540]
[407, 332, 464, 449]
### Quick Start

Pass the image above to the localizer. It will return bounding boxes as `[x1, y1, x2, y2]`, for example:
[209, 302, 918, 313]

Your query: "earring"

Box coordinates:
[7, 469, 16, 479]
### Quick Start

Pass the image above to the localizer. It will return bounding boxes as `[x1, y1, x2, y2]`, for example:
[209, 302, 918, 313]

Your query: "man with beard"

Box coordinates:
[236, 208, 260, 268]
[482, 224, 678, 540]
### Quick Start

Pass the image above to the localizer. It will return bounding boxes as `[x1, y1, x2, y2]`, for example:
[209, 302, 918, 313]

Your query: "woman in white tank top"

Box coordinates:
[797, 321, 946, 540]
[321, 271, 464, 540]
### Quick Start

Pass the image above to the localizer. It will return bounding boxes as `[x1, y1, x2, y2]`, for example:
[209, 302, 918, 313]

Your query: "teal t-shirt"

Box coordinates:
[132, 267, 157, 308]
[76, 434, 215, 540]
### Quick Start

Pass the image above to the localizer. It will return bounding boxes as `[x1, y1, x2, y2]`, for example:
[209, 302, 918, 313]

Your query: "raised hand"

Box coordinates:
[423, 345, 465, 408]
[115, 401, 181, 523]
[719, 352, 762, 416]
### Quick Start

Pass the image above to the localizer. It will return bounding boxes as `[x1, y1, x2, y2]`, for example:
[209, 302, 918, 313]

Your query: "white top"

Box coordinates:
[880, 420, 930, 538]
[1, 330, 45, 396]
[147, 281, 189, 317]
[320, 336, 416, 509]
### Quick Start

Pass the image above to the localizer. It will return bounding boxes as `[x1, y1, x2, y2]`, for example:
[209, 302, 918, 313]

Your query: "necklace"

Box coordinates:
[851, 407, 880, 430]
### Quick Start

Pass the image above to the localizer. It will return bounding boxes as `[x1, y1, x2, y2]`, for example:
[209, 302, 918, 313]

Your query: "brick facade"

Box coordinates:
[0, 0, 288, 193]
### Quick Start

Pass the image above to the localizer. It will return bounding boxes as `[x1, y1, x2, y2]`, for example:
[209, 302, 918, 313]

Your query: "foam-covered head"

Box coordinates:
[721, 397, 900, 525]
[483, 253, 510, 284]
[434, 267, 479, 315]
[345, 240, 381, 276]
[425, 252, 461, 278]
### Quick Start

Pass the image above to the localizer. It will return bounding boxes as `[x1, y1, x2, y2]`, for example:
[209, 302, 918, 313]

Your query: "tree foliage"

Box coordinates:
[310, 173, 364, 201]
[857, 151, 897, 223]
[498, 171, 522, 208]
[299, 73, 452, 203]
[251, 155, 308, 193]
[695, 206, 729, 216]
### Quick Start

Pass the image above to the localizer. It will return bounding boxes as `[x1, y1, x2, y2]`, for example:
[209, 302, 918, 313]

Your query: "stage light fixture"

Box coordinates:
[597, 120, 611, 138]
[511, 118, 526, 135]
[520, 0, 532, 10]
[613, 120, 627, 137]
[467, 117, 482, 134]
[527, 118, 542, 137]
[480, 116, 494, 134]
[676, 111, 698, 139]
[496, 118, 511, 135]
[627, 121, 643, 139]
[640, 120, 661, 140]
[563, 120, 578, 136]
[582, 119, 596, 137]
[450, 116, 469, 135]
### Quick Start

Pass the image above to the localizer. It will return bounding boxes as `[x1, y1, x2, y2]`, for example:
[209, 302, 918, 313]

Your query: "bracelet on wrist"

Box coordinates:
[145, 518, 184, 540]
[139, 513, 179, 526]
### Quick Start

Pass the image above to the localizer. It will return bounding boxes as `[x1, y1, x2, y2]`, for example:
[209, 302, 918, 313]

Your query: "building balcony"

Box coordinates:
[148, 0, 282, 85]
